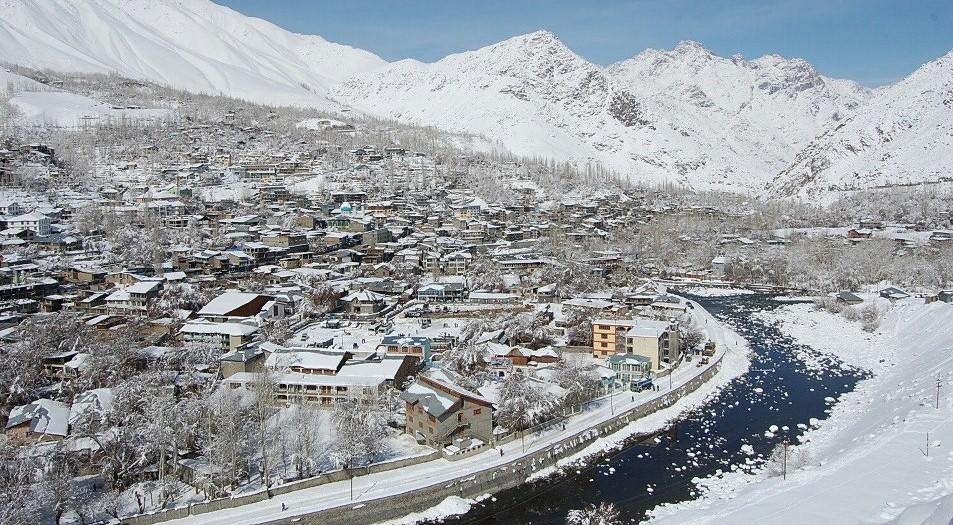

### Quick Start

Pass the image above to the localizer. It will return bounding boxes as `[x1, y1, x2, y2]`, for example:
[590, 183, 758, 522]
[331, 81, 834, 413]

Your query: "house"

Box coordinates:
[711, 256, 731, 278]
[417, 282, 466, 302]
[379, 335, 432, 364]
[847, 228, 873, 239]
[607, 354, 651, 389]
[5, 399, 70, 445]
[180, 320, 259, 350]
[104, 280, 162, 313]
[879, 287, 910, 301]
[835, 291, 864, 305]
[220, 345, 267, 379]
[4, 212, 50, 236]
[401, 370, 494, 446]
[0, 200, 21, 216]
[624, 318, 680, 372]
[69, 388, 114, 426]
[340, 289, 387, 316]
[197, 291, 282, 322]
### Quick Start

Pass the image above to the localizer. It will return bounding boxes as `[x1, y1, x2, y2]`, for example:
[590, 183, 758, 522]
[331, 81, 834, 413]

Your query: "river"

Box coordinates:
[441, 294, 866, 524]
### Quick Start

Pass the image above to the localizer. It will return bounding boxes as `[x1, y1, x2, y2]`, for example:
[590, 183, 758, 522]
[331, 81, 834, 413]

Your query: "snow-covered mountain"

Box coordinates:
[331, 32, 870, 192]
[2, 0, 951, 197]
[0, 0, 386, 110]
[769, 50, 953, 200]
[609, 42, 870, 188]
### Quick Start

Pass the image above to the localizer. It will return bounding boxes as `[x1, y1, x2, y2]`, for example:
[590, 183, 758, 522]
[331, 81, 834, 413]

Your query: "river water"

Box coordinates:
[442, 294, 866, 524]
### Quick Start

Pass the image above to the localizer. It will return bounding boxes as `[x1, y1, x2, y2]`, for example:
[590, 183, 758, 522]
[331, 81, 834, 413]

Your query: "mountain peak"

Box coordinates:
[674, 40, 712, 55]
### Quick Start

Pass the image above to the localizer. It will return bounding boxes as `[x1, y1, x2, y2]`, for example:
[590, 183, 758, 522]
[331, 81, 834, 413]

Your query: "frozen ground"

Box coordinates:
[650, 298, 953, 524]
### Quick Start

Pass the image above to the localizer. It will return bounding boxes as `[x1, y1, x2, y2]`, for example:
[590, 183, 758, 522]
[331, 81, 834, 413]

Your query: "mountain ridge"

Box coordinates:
[2, 0, 951, 198]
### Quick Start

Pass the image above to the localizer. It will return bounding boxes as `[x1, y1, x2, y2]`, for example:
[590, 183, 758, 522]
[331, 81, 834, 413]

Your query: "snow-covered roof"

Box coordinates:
[69, 388, 113, 425]
[198, 291, 264, 316]
[266, 350, 346, 372]
[6, 398, 70, 437]
[180, 321, 259, 336]
[626, 319, 671, 339]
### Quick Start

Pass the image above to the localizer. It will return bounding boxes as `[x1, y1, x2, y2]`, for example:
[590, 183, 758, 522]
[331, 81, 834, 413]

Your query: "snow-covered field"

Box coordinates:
[651, 299, 953, 524]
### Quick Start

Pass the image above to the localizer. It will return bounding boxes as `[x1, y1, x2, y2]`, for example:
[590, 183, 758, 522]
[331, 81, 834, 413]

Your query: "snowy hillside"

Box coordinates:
[2, 0, 951, 196]
[0, 0, 386, 110]
[1, 67, 172, 126]
[332, 33, 870, 192]
[769, 50, 953, 201]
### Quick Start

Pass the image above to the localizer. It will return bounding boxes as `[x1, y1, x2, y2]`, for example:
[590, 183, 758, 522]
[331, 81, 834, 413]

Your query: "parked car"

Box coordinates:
[703, 341, 716, 356]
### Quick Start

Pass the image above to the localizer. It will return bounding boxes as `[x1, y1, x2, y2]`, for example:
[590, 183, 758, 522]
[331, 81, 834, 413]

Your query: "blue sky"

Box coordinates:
[219, 0, 953, 86]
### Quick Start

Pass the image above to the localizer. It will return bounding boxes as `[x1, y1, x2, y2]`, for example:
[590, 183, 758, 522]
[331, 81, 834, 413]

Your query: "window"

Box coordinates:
[473, 408, 482, 415]
[458, 413, 463, 422]
[429, 415, 436, 423]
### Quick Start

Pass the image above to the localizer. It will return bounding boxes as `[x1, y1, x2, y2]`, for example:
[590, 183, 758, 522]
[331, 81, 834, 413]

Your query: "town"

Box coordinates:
[2, 64, 953, 525]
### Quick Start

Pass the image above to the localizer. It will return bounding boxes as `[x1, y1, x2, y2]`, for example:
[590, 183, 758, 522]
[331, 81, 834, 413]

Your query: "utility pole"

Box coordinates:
[610, 383, 615, 415]
[782, 440, 788, 480]
[936, 379, 942, 409]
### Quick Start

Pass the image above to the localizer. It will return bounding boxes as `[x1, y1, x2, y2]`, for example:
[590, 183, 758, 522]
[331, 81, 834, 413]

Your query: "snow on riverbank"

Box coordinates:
[650, 299, 953, 525]
[375, 495, 487, 525]
[754, 301, 892, 374]
[681, 287, 756, 297]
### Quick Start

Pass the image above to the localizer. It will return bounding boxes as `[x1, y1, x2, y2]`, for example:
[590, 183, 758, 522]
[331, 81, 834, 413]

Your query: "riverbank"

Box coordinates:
[650, 298, 953, 524]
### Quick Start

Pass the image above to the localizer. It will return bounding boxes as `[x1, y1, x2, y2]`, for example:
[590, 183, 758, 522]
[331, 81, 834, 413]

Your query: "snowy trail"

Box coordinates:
[158, 301, 748, 525]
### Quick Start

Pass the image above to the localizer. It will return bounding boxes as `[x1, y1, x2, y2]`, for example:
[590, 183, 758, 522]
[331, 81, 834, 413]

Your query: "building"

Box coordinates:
[417, 282, 466, 302]
[379, 335, 432, 364]
[5, 399, 70, 445]
[340, 289, 387, 316]
[197, 291, 283, 322]
[223, 351, 414, 406]
[711, 256, 731, 278]
[104, 280, 162, 313]
[180, 320, 259, 350]
[401, 370, 494, 446]
[607, 354, 651, 388]
[591, 319, 640, 359]
[4, 212, 51, 236]
[624, 319, 680, 372]
[835, 291, 864, 305]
